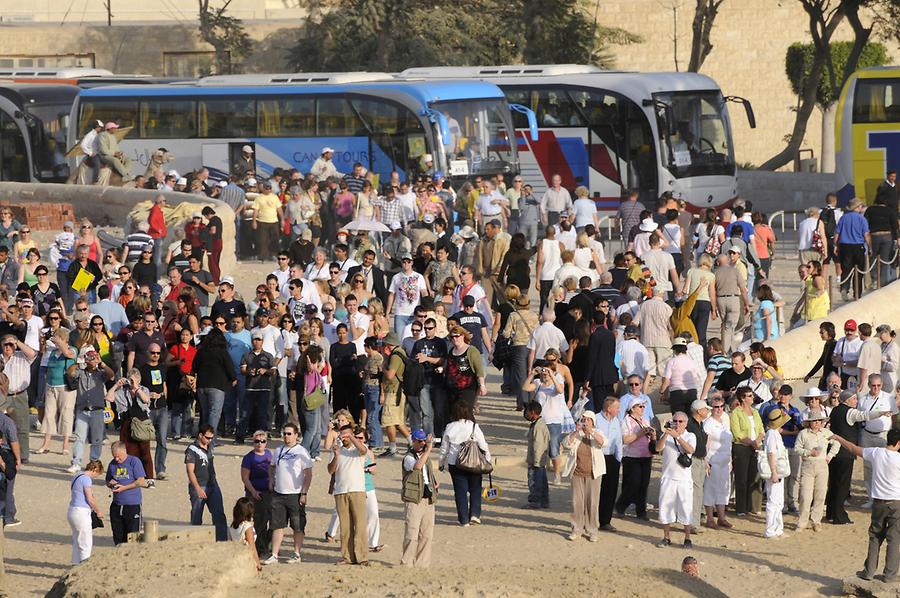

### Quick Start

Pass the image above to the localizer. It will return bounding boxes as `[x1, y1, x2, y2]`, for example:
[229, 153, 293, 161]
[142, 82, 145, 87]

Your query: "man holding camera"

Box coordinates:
[106, 441, 146, 545]
[655, 412, 696, 548]
[401, 429, 438, 567]
[66, 345, 115, 474]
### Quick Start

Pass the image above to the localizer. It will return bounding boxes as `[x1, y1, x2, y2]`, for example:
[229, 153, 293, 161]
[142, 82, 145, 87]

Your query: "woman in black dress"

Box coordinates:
[329, 323, 362, 420]
[499, 233, 535, 292]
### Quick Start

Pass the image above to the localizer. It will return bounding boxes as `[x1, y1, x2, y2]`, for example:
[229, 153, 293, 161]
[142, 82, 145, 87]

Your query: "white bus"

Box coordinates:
[401, 65, 755, 210]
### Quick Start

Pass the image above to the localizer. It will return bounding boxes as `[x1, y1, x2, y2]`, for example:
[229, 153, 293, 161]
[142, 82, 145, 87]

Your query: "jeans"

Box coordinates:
[302, 405, 321, 459]
[394, 314, 415, 336]
[527, 465, 549, 507]
[241, 389, 271, 437]
[448, 465, 482, 524]
[247, 490, 272, 558]
[197, 387, 226, 437]
[71, 409, 105, 467]
[149, 407, 169, 475]
[0, 475, 15, 522]
[226, 373, 245, 432]
[690, 300, 712, 347]
[189, 482, 228, 541]
[274, 376, 289, 430]
[169, 401, 191, 438]
[872, 234, 896, 287]
[520, 221, 539, 249]
[424, 383, 447, 439]
[152, 237, 165, 275]
[839, 243, 866, 296]
[363, 385, 383, 448]
[508, 345, 530, 410]
[406, 392, 433, 438]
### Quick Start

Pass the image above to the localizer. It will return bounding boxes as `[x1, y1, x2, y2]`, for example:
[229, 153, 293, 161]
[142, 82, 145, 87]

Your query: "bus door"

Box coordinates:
[201, 142, 244, 180]
[0, 109, 29, 182]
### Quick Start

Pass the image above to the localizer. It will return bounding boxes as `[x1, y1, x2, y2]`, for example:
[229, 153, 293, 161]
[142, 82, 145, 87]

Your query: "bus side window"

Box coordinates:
[316, 98, 364, 136]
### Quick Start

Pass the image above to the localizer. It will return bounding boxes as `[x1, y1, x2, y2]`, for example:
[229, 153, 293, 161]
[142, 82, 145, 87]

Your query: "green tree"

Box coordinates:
[198, 0, 252, 74]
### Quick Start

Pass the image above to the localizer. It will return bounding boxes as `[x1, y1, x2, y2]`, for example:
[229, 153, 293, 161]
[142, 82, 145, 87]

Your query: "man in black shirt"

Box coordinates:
[411, 318, 448, 438]
[184, 254, 216, 313]
[167, 239, 196, 274]
[450, 295, 492, 355]
[874, 170, 899, 216]
[211, 276, 248, 323]
[568, 276, 596, 317]
[714, 352, 752, 400]
[240, 331, 276, 438]
[201, 206, 224, 284]
[126, 312, 166, 371]
[138, 343, 168, 479]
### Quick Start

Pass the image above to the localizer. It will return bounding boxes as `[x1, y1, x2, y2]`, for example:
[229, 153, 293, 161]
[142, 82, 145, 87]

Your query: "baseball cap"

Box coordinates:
[400, 253, 413, 262]
[844, 319, 858, 331]
[63, 220, 74, 229]
[251, 330, 264, 340]
[411, 429, 428, 441]
[690, 399, 709, 413]
[322, 146, 335, 154]
[672, 337, 687, 348]
[246, 177, 257, 186]
[176, 177, 187, 186]
[624, 324, 639, 335]
[423, 213, 435, 224]
[241, 145, 254, 154]
[390, 221, 402, 231]
[256, 308, 269, 318]
[167, 169, 179, 178]
[462, 295, 476, 307]
[192, 211, 202, 218]
[219, 276, 235, 287]
[727, 246, 741, 254]
[779, 384, 794, 396]
[488, 218, 502, 227]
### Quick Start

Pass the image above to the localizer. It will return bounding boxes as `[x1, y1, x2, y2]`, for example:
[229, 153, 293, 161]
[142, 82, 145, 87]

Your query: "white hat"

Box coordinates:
[246, 178, 257, 186]
[459, 225, 476, 239]
[423, 213, 435, 224]
[581, 410, 596, 423]
[691, 399, 710, 413]
[390, 221, 402, 231]
[217, 180, 228, 188]
[167, 169, 179, 178]
[423, 153, 433, 163]
[219, 276, 235, 286]
[727, 245, 742, 255]
[639, 218, 658, 232]
[241, 145, 254, 154]
[322, 147, 335, 154]
[801, 386, 827, 400]
[176, 177, 187, 186]
[192, 211, 202, 218]
[94, 120, 104, 128]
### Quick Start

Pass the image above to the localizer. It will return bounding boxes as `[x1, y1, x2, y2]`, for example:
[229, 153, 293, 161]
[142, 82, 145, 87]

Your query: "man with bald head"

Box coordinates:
[139, 342, 169, 479]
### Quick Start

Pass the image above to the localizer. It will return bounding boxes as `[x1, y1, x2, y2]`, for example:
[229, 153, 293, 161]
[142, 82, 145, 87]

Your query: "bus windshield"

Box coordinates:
[653, 90, 734, 179]
[432, 98, 515, 177]
[25, 103, 70, 181]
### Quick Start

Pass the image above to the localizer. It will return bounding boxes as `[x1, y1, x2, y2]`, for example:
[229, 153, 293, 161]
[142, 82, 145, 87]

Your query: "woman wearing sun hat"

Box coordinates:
[800, 386, 831, 420]
[763, 408, 791, 538]
[794, 410, 838, 532]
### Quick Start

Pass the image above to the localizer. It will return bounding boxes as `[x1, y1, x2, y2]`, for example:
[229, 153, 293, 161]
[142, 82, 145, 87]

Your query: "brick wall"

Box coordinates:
[0, 201, 75, 230]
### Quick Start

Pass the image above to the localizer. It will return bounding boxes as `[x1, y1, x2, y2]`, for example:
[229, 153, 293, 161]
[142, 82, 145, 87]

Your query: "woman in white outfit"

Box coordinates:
[702, 397, 733, 529]
[67, 459, 104, 564]
[763, 408, 790, 538]
[655, 411, 696, 548]
[878, 325, 900, 395]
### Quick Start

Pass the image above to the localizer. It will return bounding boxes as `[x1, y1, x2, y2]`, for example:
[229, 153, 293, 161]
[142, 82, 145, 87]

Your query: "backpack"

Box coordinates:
[703, 228, 722, 257]
[402, 355, 425, 397]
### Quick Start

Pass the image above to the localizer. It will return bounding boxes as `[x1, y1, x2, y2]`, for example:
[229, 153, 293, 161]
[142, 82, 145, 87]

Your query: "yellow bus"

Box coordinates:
[836, 66, 900, 203]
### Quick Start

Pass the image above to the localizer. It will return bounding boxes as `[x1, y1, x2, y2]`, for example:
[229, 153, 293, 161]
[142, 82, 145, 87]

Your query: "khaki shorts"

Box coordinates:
[381, 392, 407, 427]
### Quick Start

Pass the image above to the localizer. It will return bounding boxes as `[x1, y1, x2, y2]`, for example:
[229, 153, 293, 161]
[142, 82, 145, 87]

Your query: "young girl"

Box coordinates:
[229, 497, 261, 571]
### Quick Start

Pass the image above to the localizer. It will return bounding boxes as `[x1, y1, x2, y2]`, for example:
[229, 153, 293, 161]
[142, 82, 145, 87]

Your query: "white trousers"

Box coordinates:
[68, 506, 93, 564]
[861, 431, 887, 498]
[764, 479, 784, 538]
[658, 478, 692, 526]
[327, 490, 381, 548]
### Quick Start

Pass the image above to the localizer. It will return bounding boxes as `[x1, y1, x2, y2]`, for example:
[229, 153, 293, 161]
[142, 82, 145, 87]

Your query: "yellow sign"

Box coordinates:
[482, 483, 502, 503]
[71, 269, 95, 293]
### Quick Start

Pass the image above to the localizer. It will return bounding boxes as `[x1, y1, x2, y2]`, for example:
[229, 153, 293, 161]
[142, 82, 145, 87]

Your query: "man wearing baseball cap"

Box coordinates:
[310, 146, 342, 182]
[78, 119, 105, 183]
[400, 428, 437, 567]
[98, 121, 133, 182]
[233, 145, 255, 179]
[834, 319, 863, 388]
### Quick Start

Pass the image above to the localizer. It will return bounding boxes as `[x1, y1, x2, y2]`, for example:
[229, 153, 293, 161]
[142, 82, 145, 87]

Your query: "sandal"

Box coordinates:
[324, 533, 336, 543]
[335, 559, 350, 565]
[370, 545, 385, 552]
[34, 448, 50, 454]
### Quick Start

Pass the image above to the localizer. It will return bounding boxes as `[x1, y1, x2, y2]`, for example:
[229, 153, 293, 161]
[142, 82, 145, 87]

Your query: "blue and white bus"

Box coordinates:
[68, 73, 532, 183]
[400, 65, 755, 210]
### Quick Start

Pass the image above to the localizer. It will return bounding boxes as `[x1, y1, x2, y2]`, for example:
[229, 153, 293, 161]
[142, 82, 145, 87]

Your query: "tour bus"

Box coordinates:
[68, 73, 535, 184]
[400, 65, 755, 210]
[835, 66, 900, 203]
[0, 84, 80, 183]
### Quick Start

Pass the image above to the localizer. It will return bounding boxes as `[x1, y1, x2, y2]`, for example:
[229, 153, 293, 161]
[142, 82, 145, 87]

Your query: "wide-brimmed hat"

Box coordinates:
[382, 333, 401, 347]
[801, 386, 826, 401]
[581, 410, 596, 423]
[639, 218, 658, 232]
[804, 410, 827, 424]
[767, 408, 791, 429]
[459, 225, 476, 239]
[516, 295, 531, 308]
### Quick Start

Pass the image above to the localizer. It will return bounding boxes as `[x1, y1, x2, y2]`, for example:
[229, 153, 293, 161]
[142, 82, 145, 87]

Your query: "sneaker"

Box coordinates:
[4, 518, 21, 528]
[469, 516, 481, 525]
[285, 552, 302, 564]
[261, 554, 278, 566]
[586, 534, 598, 543]
[379, 448, 397, 458]
[566, 532, 579, 541]
[683, 539, 693, 549]
[156, 472, 167, 481]
[146, 480, 156, 489]
[65, 464, 80, 474]
[657, 538, 671, 547]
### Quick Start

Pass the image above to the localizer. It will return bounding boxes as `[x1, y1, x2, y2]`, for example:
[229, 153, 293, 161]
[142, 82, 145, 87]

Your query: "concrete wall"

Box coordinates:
[0, 182, 236, 275]
[736, 169, 842, 215]
[768, 280, 900, 383]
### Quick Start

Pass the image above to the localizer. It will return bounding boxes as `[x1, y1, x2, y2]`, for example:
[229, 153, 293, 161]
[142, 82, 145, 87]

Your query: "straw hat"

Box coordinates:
[766, 408, 791, 429]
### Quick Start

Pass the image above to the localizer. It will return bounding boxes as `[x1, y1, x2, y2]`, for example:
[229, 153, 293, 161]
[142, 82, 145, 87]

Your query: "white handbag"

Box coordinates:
[757, 447, 790, 480]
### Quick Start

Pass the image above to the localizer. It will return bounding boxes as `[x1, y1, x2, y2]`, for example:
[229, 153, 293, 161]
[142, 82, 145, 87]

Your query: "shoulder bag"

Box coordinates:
[455, 422, 493, 475]
[302, 369, 326, 411]
[130, 415, 156, 442]
[675, 437, 693, 468]
[757, 445, 790, 479]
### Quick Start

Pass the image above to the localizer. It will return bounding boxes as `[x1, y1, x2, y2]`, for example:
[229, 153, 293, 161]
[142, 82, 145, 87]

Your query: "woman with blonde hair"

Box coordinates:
[571, 185, 599, 234]
[681, 252, 716, 346]
[803, 260, 829, 322]
[67, 459, 105, 564]
[573, 232, 605, 280]
[439, 278, 456, 312]
[366, 298, 391, 340]
[77, 219, 102, 264]
[348, 274, 372, 307]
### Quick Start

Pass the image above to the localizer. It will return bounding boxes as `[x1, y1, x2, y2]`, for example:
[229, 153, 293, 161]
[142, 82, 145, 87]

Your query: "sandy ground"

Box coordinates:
[3, 241, 877, 597]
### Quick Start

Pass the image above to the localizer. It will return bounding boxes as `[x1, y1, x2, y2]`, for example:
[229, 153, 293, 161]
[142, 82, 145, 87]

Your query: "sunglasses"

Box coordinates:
[424, 325, 435, 330]
[81, 225, 92, 229]
[215, 321, 227, 326]
[20, 229, 29, 234]
[450, 334, 461, 339]
[202, 435, 214, 440]
[1, 343, 14, 347]
[282, 431, 295, 436]
[118, 270, 130, 275]
[330, 270, 340, 274]
[149, 351, 161, 355]
[322, 308, 333, 313]
[278, 257, 288, 261]
[253, 439, 267, 444]
[628, 382, 641, 387]
[91, 322, 104, 327]
[49, 316, 61, 321]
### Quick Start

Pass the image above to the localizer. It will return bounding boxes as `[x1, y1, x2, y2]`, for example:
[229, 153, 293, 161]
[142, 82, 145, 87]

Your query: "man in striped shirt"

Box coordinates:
[700, 337, 732, 399]
[343, 163, 367, 195]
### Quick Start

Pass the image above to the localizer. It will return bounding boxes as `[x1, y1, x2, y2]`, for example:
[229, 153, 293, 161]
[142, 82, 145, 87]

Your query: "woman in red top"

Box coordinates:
[752, 211, 776, 281]
[167, 327, 197, 440]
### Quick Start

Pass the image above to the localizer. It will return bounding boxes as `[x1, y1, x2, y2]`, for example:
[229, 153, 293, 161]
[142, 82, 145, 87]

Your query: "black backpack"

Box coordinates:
[390, 348, 425, 397]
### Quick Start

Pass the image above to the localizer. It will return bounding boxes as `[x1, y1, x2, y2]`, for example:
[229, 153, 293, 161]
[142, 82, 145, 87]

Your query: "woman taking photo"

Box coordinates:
[561, 410, 606, 541]
[444, 326, 486, 407]
[36, 330, 77, 455]
[521, 361, 567, 485]
[439, 400, 491, 526]
[616, 396, 655, 519]
[702, 397, 733, 529]
[67, 459, 105, 564]
[730, 387, 764, 516]
[110, 367, 155, 484]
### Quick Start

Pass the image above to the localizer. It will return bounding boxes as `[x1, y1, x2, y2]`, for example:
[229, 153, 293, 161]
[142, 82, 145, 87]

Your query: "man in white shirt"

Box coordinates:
[655, 412, 696, 548]
[642, 234, 680, 300]
[250, 309, 283, 366]
[474, 181, 507, 230]
[798, 206, 821, 263]
[386, 254, 427, 336]
[857, 323, 883, 389]
[78, 120, 104, 182]
[345, 295, 370, 355]
[859, 374, 896, 506]
[834, 319, 864, 387]
[540, 174, 573, 226]
[396, 182, 418, 223]
[333, 243, 358, 281]
[830, 428, 900, 582]
[526, 308, 569, 371]
[618, 326, 651, 385]
[271, 252, 292, 290]
[264, 422, 313, 565]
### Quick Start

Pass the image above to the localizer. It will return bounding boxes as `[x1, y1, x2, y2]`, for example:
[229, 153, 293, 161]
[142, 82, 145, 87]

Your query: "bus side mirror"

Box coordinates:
[421, 108, 452, 149]
[509, 104, 539, 141]
[726, 96, 756, 129]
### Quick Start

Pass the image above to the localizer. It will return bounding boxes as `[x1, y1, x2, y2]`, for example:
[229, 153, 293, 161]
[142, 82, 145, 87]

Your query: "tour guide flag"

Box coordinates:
[72, 269, 95, 293]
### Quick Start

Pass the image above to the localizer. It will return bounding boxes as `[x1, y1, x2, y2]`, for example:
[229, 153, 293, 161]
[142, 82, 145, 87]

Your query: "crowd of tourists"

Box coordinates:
[1, 156, 899, 581]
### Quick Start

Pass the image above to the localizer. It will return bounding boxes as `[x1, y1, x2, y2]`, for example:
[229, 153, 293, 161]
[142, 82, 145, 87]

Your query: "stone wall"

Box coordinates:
[736, 169, 841, 215]
[597, 0, 900, 169]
